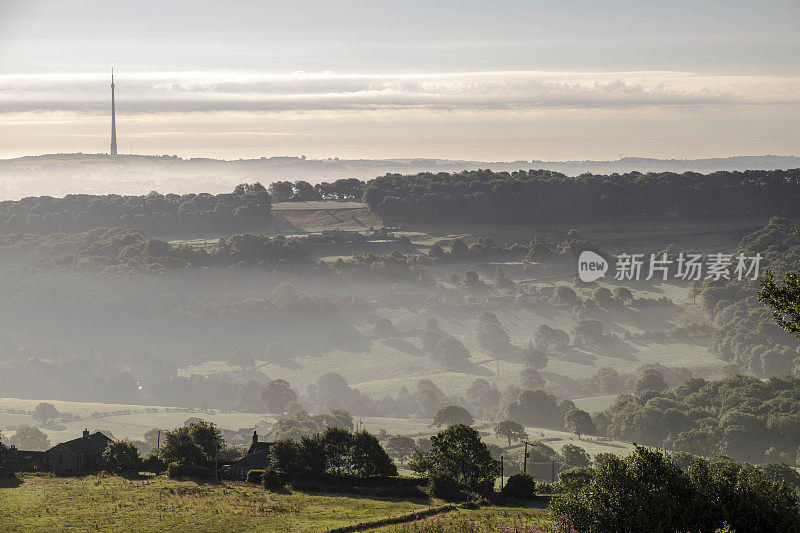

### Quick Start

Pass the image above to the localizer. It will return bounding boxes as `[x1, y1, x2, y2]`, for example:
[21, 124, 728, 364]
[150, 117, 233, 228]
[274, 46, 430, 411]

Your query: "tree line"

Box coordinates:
[361, 168, 800, 224]
[0, 184, 273, 235]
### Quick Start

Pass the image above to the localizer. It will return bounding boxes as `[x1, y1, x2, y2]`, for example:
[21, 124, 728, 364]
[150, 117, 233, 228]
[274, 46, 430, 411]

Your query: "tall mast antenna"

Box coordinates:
[110, 68, 118, 156]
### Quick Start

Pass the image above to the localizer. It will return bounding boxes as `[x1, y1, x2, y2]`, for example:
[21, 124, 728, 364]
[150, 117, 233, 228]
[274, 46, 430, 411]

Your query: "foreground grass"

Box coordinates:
[0, 474, 434, 532]
[375, 506, 552, 532]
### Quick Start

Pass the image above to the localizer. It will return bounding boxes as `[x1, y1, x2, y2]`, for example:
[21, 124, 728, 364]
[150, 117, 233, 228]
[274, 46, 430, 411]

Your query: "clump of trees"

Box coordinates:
[601, 373, 800, 463]
[410, 424, 500, 498]
[550, 446, 800, 533]
[266, 427, 397, 487]
[700, 217, 800, 375]
[269, 408, 354, 441]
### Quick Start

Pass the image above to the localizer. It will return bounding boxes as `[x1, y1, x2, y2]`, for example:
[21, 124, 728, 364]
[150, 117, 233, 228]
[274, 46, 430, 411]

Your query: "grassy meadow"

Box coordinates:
[0, 474, 439, 532]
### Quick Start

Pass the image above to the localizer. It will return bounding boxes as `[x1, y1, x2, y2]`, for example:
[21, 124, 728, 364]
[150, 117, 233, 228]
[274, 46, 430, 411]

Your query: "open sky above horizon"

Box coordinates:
[1, 0, 798, 161]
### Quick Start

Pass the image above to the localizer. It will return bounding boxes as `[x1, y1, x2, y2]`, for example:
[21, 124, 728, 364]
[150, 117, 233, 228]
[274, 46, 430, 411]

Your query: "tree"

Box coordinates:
[269, 181, 294, 202]
[386, 435, 415, 465]
[564, 409, 596, 438]
[571, 319, 605, 345]
[410, 424, 499, 496]
[433, 405, 474, 427]
[466, 378, 501, 415]
[143, 428, 165, 453]
[521, 343, 548, 370]
[759, 264, 800, 338]
[372, 317, 395, 338]
[553, 285, 578, 306]
[268, 439, 302, 480]
[187, 421, 223, 459]
[261, 379, 298, 414]
[321, 426, 353, 473]
[495, 420, 527, 447]
[160, 426, 205, 466]
[349, 430, 397, 477]
[298, 434, 327, 479]
[32, 402, 58, 425]
[476, 312, 511, 354]
[229, 348, 255, 369]
[270, 409, 324, 441]
[320, 409, 354, 431]
[634, 368, 667, 394]
[464, 270, 481, 287]
[102, 441, 141, 476]
[520, 367, 545, 389]
[559, 444, 591, 468]
[506, 389, 561, 429]
[534, 325, 569, 352]
[7, 426, 50, 451]
[292, 180, 323, 201]
[432, 336, 471, 368]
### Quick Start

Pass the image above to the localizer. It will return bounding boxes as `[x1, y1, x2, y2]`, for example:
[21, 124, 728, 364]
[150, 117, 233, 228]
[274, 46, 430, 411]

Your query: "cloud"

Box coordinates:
[1, 70, 799, 114]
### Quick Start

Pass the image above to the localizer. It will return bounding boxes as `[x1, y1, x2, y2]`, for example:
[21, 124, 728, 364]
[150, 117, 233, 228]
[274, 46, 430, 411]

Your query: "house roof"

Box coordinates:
[233, 444, 272, 470]
[247, 441, 272, 455]
[53, 432, 111, 454]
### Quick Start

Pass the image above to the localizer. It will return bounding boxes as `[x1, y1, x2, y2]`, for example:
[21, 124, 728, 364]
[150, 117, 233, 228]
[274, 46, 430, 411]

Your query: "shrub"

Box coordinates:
[142, 453, 167, 474]
[503, 473, 536, 499]
[429, 471, 464, 502]
[262, 467, 285, 492]
[246, 469, 265, 484]
[167, 462, 213, 480]
[102, 441, 141, 476]
[558, 467, 594, 492]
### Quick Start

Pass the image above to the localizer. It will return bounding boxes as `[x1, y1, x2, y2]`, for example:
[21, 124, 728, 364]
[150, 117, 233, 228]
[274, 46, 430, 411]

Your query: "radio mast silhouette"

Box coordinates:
[110, 69, 118, 156]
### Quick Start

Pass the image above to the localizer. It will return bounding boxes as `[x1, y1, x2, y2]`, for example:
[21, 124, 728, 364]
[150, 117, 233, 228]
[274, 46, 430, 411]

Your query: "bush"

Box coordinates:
[503, 473, 536, 499]
[558, 467, 594, 492]
[142, 453, 167, 474]
[167, 462, 213, 481]
[246, 469, 265, 484]
[102, 441, 142, 476]
[262, 467, 285, 492]
[429, 471, 464, 502]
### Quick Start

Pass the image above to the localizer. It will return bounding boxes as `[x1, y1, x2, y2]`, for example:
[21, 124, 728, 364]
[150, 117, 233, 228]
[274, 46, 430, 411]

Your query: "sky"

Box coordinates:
[0, 0, 798, 161]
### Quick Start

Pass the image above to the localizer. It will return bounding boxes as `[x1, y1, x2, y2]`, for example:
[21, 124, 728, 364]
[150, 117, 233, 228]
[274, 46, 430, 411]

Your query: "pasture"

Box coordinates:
[0, 474, 436, 532]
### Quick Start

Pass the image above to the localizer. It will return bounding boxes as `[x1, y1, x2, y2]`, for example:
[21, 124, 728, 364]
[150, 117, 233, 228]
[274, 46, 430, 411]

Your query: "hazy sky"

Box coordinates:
[1, 0, 798, 160]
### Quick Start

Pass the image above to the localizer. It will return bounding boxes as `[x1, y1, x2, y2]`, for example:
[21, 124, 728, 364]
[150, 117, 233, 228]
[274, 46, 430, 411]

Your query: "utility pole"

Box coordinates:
[523, 442, 529, 474]
[551, 459, 555, 483]
[157, 430, 161, 451]
[500, 456, 504, 494]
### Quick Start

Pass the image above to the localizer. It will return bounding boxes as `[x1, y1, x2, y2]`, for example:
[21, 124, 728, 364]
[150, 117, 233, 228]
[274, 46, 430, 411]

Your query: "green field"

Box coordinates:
[0, 397, 275, 445]
[0, 396, 635, 463]
[0, 474, 439, 532]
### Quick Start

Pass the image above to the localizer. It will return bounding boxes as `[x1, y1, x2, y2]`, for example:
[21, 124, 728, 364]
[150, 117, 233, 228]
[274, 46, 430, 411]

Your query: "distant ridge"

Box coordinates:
[0, 153, 797, 200]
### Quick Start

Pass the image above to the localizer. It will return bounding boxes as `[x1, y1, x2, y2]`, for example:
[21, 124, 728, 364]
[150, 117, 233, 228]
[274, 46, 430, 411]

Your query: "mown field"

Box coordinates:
[0, 474, 443, 532]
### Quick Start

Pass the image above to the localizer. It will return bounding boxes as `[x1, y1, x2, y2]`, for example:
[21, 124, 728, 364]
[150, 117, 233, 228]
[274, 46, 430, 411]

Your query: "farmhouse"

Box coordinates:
[2, 444, 45, 472]
[43, 429, 112, 476]
[230, 430, 272, 480]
